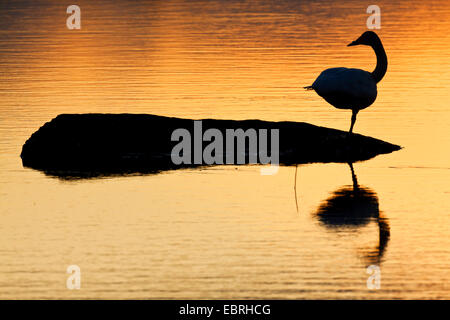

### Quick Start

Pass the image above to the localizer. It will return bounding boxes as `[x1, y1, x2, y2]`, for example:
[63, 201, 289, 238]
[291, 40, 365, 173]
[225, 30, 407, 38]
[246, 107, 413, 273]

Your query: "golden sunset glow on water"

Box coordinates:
[0, 0, 449, 299]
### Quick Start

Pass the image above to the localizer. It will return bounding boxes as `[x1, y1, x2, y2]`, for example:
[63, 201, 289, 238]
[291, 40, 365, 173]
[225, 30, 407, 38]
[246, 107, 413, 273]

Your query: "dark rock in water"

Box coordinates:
[20, 113, 401, 178]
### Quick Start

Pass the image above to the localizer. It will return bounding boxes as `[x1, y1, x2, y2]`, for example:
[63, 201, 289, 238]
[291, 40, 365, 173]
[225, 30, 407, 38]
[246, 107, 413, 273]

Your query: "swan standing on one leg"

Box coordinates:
[305, 31, 388, 133]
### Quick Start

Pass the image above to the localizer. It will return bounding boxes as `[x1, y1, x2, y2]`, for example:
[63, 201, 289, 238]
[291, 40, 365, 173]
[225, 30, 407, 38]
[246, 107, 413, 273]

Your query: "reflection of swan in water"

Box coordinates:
[314, 163, 390, 265]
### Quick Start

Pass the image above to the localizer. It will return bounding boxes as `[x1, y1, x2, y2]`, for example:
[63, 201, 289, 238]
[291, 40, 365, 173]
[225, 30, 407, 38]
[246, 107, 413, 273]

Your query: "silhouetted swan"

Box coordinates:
[305, 31, 388, 133]
[314, 163, 390, 265]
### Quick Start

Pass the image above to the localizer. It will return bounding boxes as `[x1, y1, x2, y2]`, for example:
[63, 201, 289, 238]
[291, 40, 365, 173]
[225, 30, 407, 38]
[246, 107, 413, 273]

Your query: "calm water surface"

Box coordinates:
[0, 0, 449, 299]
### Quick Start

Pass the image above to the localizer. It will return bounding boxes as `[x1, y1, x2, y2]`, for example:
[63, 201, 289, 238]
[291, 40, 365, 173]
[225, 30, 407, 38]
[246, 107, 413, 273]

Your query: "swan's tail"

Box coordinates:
[304, 85, 314, 90]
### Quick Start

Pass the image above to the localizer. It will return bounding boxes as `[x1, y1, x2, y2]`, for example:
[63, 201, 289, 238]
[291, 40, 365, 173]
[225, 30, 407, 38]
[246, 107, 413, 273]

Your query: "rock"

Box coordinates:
[20, 113, 401, 178]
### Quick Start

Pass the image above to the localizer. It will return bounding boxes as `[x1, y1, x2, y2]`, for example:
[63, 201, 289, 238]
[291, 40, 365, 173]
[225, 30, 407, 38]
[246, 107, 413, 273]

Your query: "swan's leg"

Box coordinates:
[349, 109, 358, 133]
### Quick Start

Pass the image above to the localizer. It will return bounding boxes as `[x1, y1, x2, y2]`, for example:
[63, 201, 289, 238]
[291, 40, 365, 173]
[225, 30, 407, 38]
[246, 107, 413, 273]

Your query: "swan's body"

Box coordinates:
[305, 31, 388, 133]
[311, 68, 377, 110]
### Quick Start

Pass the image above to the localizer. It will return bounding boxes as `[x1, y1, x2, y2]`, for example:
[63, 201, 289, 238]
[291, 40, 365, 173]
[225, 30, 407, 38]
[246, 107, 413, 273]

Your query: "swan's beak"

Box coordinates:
[347, 40, 358, 47]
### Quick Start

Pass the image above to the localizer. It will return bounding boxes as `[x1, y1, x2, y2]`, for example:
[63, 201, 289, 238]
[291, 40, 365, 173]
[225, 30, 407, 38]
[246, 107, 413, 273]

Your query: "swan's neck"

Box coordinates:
[371, 40, 387, 83]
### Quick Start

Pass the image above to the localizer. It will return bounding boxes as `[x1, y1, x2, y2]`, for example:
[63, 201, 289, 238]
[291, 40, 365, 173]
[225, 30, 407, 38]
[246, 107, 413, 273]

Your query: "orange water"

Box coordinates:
[0, 0, 449, 299]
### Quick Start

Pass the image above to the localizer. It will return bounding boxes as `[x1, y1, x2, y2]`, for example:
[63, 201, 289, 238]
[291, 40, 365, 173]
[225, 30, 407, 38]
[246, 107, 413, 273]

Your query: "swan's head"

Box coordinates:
[347, 31, 380, 47]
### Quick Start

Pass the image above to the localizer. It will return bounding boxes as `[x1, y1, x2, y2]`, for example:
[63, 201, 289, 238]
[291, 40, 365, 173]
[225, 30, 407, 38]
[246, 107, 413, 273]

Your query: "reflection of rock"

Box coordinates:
[21, 114, 401, 179]
[314, 163, 390, 265]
